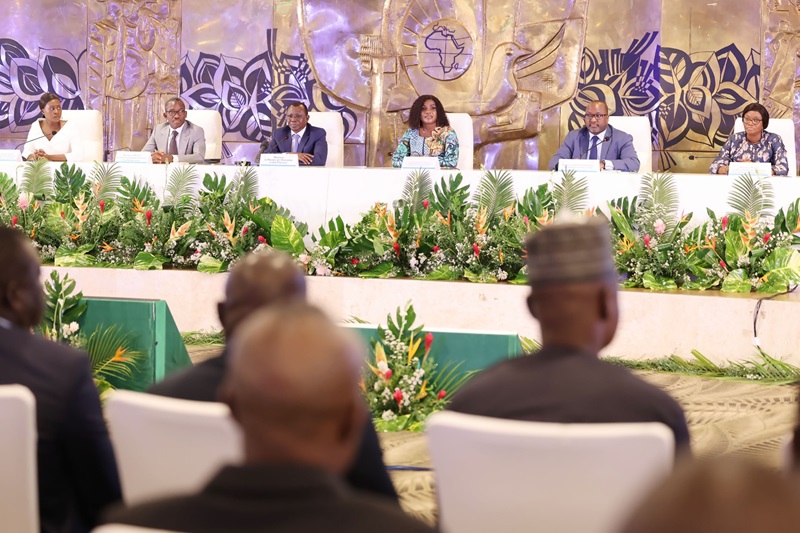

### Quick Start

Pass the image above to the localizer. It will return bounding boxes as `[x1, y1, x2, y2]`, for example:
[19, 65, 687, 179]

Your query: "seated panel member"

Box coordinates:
[260, 102, 328, 166]
[548, 100, 640, 172]
[142, 97, 206, 164]
[392, 94, 459, 169]
[23, 93, 84, 162]
[709, 102, 789, 175]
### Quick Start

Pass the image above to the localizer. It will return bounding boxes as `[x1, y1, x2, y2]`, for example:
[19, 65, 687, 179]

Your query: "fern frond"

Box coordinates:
[401, 169, 433, 214]
[89, 162, 123, 201]
[20, 159, 53, 198]
[552, 170, 589, 214]
[728, 174, 775, 218]
[639, 172, 679, 214]
[473, 168, 515, 219]
[229, 166, 259, 206]
[164, 164, 199, 205]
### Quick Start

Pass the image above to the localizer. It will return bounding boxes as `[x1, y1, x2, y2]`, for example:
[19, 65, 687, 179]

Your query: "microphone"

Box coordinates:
[260, 132, 290, 155]
[16, 131, 56, 150]
[687, 154, 717, 160]
[578, 135, 611, 160]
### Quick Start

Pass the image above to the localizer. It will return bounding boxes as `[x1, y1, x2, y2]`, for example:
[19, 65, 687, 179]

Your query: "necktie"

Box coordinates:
[291, 133, 300, 153]
[588, 136, 599, 160]
[168, 130, 178, 155]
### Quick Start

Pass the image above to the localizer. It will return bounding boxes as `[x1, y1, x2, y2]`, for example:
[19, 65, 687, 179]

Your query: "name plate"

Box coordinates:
[260, 153, 299, 167]
[401, 156, 440, 170]
[728, 162, 772, 177]
[558, 159, 601, 173]
[115, 151, 152, 164]
[0, 149, 21, 162]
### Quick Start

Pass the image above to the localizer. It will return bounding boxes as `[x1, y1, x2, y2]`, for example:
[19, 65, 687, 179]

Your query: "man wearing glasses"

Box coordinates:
[260, 101, 328, 166]
[143, 97, 207, 164]
[548, 100, 640, 172]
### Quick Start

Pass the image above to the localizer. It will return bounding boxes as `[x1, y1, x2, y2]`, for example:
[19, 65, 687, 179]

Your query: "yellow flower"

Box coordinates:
[111, 347, 128, 362]
[407, 332, 422, 364]
[415, 380, 428, 400]
[100, 242, 115, 252]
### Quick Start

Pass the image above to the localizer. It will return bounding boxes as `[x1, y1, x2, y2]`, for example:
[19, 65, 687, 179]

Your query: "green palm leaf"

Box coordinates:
[0, 172, 19, 204]
[85, 324, 142, 382]
[20, 159, 53, 198]
[229, 165, 259, 206]
[727, 173, 774, 218]
[89, 162, 123, 201]
[639, 172, 679, 214]
[473, 168, 515, 219]
[164, 164, 199, 205]
[401, 169, 433, 214]
[552, 169, 589, 214]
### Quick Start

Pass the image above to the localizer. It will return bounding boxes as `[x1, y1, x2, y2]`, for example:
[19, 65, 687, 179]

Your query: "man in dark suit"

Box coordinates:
[142, 97, 206, 164]
[148, 251, 398, 500]
[447, 219, 690, 455]
[548, 100, 640, 172]
[260, 101, 328, 166]
[105, 304, 433, 533]
[0, 227, 121, 532]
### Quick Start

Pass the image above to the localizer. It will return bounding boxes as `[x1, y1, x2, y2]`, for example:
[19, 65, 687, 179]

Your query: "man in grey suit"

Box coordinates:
[143, 97, 206, 164]
[548, 100, 640, 172]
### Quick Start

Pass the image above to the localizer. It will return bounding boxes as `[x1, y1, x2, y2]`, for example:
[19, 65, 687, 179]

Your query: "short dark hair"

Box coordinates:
[742, 102, 769, 129]
[164, 97, 186, 112]
[286, 101, 309, 115]
[38, 93, 61, 111]
[0, 227, 36, 282]
[408, 95, 450, 129]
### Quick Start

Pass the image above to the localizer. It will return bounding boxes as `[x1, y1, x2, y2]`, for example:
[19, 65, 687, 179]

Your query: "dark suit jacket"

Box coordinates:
[149, 351, 398, 501]
[448, 346, 690, 455]
[142, 121, 207, 164]
[103, 464, 433, 533]
[0, 326, 121, 533]
[548, 125, 640, 172]
[260, 124, 328, 166]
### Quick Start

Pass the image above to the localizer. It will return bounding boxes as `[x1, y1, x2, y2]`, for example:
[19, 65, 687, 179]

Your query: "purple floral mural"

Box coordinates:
[180, 29, 357, 144]
[0, 38, 85, 133]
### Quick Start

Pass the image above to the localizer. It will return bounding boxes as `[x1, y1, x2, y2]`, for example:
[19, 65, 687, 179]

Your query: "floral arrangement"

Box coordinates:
[38, 271, 141, 395]
[361, 303, 475, 431]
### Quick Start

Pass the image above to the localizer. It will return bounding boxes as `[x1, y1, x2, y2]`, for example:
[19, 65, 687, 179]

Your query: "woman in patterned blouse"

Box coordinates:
[392, 95, 459, 168]
[709, 102, 789, 175]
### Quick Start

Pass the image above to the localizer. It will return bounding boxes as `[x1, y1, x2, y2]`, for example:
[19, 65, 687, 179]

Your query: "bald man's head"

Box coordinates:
[0, 227, 44, 329]
[219, 304, 365, 473]
[218, 251, 306, 339]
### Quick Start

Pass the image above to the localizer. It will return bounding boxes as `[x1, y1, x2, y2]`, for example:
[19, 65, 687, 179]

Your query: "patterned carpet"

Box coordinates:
[186, 347, 799, 524]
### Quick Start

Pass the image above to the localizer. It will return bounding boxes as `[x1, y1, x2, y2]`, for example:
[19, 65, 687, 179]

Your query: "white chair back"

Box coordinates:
[607, 115, 652, 172]
[308, 111, 344, 167]
[734, 117, 797, 176]
[427, 411, 674, 533]
[184, 110, 223, 161]
[61, 109, 104, 162]
[93, 526, 182, 532]
[447, 113, 474, 171]
[0, 384, 38, 533]
[105, 390, 243, 505]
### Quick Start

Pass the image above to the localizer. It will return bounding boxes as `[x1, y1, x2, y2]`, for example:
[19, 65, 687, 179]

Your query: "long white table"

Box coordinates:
[4, 162, 800, 236]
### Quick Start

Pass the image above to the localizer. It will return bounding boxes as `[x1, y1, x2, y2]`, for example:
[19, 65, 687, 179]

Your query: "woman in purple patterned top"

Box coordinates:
[709, 102, 789, 176]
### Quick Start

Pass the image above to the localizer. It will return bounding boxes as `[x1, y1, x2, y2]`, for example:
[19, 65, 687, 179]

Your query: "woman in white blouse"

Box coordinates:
[23, 93, 82, 162]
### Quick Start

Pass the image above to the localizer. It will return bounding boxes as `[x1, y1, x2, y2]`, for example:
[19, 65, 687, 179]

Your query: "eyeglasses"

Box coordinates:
[166, 110, 186, 117]
[742, 117, 762, 124]
[287, 114, 307, 119]
[585, 113, 608, 120]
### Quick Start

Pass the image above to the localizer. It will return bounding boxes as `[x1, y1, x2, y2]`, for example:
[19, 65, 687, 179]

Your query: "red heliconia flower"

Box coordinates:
[437, 390, 447, 400]
[433, 245, 440, 253]
[643, 234, 651, 249]
[423, 199, 430, 209]
[721, 216, 729, 232]
[241, 226, 249, 236]
[763, 232, 770, 244]
[11, 215, 18, 226]
[99, 199, 105, 213]
[145, 210, 152, 226]
[351, 257, 360, 265]
[393, 389, 404, 406]
[393, 241, 400, 258]
[719, 260, 727, 269]
[384, 369, 393, 381]
[425, 332, 434, 353]
[258, 235, 266, 244]
[60, 211, 65, 220]
[473, 243, 480, 257]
